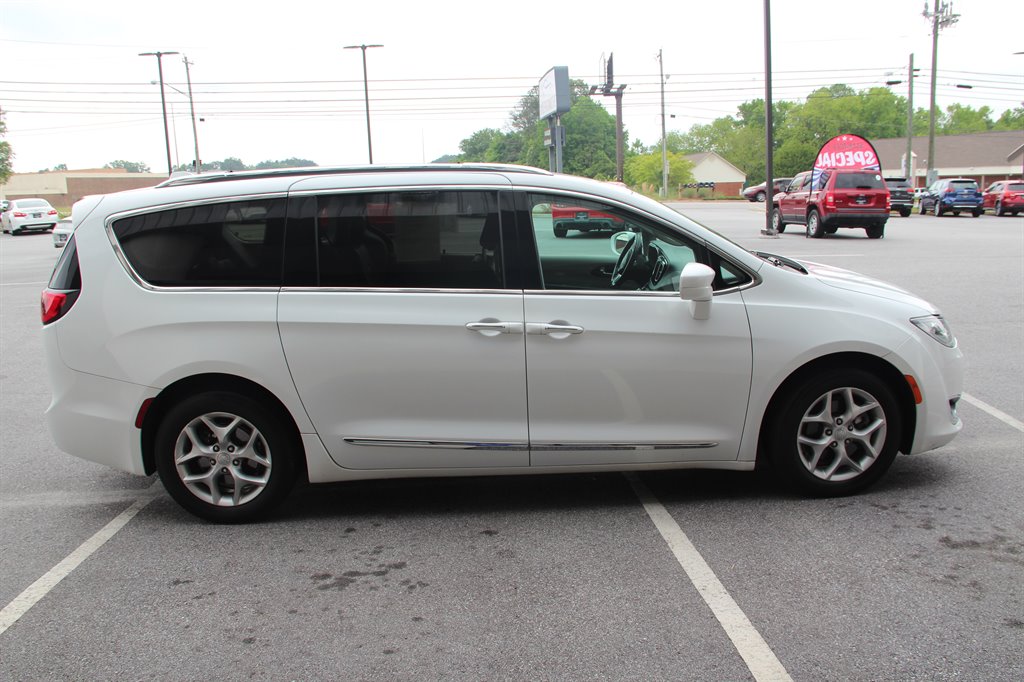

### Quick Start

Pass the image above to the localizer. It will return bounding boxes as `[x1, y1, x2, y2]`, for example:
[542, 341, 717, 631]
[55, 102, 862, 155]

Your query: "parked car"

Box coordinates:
[52, 218, 74, 248]
[42, 164, 963, 522]
[742, 177, 792, 203]
[1, 198, 60, 234]
[551, 201, 625, 237]
[771, 169, 890, 238]
[918, 178, 983, 217]
[884, 177, 914, 217]
[981, 180, 1024, 216]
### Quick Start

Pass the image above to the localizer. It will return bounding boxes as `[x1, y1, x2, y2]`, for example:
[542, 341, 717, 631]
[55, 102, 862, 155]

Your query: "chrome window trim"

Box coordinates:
[282, 287, 518, 295]
[104, 193, 289, 293]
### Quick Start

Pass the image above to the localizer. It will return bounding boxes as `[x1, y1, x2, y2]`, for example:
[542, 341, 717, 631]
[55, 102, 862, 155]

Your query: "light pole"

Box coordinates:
[658, 49, 668, 198]
[923, 0, 959, 186]
[138, 51, 180, 176]
[886, 53, 918, 183]
[344, 44, 383, 164]
[152, 79, 201, 173]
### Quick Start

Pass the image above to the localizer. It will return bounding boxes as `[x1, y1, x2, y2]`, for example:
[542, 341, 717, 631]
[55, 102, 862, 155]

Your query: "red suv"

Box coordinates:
[771, 169, 890, 239]
[982, 180, 1024, 217]
[551, 202, 624, 238]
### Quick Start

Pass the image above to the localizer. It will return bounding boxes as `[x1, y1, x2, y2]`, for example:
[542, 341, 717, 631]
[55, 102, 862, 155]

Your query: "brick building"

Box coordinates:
[0, 169, 166, 211]
[873, 130, 1023, 188]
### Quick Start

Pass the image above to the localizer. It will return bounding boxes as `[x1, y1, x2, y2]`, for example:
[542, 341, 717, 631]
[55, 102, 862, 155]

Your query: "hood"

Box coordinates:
[801, 260, 938, 313]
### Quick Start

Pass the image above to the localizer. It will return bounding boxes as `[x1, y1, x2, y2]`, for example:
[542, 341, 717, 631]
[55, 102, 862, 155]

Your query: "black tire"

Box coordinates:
[899, 207, 911, 218]
[769, 368, 902, 497]
[807, 209, 825, 238]
[755, 191, 766, 203]
[866, 225, 884, 239]
[919, 201, 927, 215]
[972, 209, 981, 218]
[952, 210, 960, 216]
[933, 201, 943, 217]
[777, 225, 786, 233]
[995, 201, 1004, 217]
[771, 207, 785, 231]
[155, 391, 297, 523]
[553, 225, 568, 238]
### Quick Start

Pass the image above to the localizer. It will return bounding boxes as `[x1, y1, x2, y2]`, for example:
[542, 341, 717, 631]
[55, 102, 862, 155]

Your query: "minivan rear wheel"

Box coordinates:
[770, 369, 901, 497]
[155, 391, 296, 523]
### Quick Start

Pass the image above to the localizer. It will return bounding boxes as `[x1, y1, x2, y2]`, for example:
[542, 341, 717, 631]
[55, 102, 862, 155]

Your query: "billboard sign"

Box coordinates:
[538, 66, 570, 120]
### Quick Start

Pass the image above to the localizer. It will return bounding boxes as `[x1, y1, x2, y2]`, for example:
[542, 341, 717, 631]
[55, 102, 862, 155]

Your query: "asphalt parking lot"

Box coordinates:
[1, 204, 1022, 681]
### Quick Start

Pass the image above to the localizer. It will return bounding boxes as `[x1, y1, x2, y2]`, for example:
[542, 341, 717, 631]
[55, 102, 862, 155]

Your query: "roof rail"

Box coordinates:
[156, 163, 551, 188]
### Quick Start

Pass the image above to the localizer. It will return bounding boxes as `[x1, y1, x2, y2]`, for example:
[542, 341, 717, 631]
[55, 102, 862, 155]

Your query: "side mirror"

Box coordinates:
[679, 262, 715, 320]
[610, 230, 635, 255]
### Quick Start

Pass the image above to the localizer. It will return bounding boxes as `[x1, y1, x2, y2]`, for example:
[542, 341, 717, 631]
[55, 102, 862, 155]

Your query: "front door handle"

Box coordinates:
[526, 322, 585, 339]
[466, 320, 524, 336]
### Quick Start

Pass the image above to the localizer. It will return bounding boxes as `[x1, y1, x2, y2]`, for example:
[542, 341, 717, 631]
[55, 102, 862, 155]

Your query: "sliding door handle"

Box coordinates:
[466, 320, 524, 336]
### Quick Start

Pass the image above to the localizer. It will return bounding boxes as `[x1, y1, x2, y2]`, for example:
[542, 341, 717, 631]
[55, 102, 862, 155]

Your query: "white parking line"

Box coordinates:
[962, 392, 1024, 433]
[0, 483, 160, 635]
[627, 473, 792, 682]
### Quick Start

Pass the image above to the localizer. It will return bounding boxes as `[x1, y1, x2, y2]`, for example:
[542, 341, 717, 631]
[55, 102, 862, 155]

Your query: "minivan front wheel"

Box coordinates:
[155, 392, 296, 522]
[770, 369, 901, 496]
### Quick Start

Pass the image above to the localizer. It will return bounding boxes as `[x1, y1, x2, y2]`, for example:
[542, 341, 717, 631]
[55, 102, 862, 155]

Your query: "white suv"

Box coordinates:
[42, 165, 964, 522]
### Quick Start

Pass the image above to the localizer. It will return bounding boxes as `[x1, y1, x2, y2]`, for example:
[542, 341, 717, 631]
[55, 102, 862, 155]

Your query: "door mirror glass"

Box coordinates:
[610, 230, 635, 255]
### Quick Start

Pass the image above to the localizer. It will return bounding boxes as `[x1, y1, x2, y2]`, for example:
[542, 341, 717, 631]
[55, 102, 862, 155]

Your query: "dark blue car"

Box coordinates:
[919, 178, 984, 217]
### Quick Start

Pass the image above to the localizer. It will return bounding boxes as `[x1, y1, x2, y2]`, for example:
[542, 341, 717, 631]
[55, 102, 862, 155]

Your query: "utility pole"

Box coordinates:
[761, 0, 777, 237]
[924, 0, 959, 186]
[590, 53, 626, 182]
[138, 50, 180, 176]
[182, 55, 201, 173]
[905, 53, 915, 182]
[658, 49, 668, 198]
[344, 44, 383, 164]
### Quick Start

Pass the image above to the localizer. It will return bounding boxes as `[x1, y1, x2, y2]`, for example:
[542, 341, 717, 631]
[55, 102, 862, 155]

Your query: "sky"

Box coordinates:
[1, 0, 1022, 175]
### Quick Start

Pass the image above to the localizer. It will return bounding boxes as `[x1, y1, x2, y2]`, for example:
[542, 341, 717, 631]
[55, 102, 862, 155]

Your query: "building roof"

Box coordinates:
[682, 152, 747, 180]
[873, 130, 1023, 174]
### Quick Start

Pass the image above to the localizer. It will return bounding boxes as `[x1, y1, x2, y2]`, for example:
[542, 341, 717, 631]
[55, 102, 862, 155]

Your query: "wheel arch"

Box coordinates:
[756, 351, 917, 464]
[140, 373, 308, 483]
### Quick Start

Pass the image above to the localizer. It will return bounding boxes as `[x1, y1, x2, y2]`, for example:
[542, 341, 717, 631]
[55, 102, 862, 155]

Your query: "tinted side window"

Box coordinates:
[525, 193, 745, 292]
[112, 199, 287, 287]
[312, 190, 503, 289]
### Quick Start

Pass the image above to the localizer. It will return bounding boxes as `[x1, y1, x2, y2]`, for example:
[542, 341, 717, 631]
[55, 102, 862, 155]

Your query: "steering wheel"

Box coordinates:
[610, 232, 642, 287]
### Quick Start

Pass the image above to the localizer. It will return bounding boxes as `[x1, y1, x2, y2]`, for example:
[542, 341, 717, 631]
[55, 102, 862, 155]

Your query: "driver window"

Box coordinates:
[526, 193, 698, 293]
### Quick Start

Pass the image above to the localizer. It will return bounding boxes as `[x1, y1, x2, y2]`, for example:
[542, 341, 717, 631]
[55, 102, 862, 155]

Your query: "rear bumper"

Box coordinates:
[821, 211, 889, 227]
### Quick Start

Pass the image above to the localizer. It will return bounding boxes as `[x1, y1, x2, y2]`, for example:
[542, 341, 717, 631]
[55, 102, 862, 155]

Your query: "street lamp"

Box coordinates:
[154, 58, 202, 173]
[138, 51, 180, 176]
[344, 44, 383, 164]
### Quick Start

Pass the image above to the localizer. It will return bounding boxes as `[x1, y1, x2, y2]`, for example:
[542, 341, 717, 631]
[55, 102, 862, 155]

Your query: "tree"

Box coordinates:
[941, 103, 994, 134]
[0, 108, 13, 184]
[252, 158, 317, 169]
[104, 160, 150, 173]
[624, 151, 694, 189]
[993, 106, 1024, 131]
[219, 157, 246, 171]
[458, 128, 504, 161]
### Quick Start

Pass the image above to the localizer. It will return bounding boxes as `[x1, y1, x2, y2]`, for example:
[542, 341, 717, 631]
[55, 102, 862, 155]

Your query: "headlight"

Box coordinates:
[911, 315, 956, 348]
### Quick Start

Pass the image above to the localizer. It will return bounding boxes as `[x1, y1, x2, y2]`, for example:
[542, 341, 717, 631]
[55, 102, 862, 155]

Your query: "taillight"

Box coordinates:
[42, 235, 81, 325]
[825, 193, 835, 208]
[47, 209, 58, 216]
[13, 212, 26, 218]
[886, 194, 891, 210]
[945, 189, 956, 194]
[41, 290, 71, 324]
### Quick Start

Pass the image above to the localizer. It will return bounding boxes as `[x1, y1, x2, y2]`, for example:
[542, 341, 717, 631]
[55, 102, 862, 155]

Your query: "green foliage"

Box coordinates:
[624, 152, 694, 189]
[104, 160, 151, 173]
[0, 108, 11, 184]
[993, 106, 1024, 131]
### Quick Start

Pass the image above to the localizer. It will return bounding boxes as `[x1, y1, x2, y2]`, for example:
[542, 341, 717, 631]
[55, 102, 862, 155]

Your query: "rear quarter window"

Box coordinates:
[111, 199, 287, 287]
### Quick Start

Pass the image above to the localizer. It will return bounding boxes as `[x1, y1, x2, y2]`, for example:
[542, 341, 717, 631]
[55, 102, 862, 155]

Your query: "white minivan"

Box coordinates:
[42, 165, 963, 522]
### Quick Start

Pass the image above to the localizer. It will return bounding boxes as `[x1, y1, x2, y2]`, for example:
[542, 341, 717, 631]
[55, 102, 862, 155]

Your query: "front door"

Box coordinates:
[519, 193, 753, 467]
